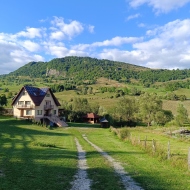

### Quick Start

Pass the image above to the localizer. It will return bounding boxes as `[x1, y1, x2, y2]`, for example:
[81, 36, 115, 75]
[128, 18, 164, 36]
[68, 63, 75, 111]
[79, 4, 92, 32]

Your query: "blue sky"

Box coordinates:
[1, 0, 190, 74]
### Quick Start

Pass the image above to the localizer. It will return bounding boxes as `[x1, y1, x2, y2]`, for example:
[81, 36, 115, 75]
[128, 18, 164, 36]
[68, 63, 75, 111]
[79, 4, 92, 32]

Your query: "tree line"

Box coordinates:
[61, 93, 189, 127]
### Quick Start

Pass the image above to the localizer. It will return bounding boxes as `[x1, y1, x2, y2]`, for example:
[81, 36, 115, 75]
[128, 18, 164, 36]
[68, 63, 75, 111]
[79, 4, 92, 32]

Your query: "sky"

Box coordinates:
[1, 0, 190, 74]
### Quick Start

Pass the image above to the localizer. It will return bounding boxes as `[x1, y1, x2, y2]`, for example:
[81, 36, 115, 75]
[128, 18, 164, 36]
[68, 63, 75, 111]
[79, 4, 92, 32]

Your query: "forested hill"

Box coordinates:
[5, 56, 190, 84]
[8, 56, 149, 81]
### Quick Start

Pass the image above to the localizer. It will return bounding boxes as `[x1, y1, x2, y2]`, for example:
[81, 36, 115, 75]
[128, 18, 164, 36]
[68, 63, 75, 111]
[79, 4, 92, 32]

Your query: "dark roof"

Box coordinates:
[83, 113, 100, 119]
[12, 86, 61, 106]
[100, 118, 108, 122]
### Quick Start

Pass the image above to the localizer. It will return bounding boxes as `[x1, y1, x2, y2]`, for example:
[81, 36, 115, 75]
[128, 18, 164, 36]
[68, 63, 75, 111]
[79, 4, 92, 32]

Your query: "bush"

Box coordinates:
[118, 127, 130, 140]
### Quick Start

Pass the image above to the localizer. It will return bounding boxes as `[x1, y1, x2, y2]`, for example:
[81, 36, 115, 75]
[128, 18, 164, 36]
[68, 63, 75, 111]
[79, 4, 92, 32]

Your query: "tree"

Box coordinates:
[72, 98, 91, 121]
[154, 110, 173, 126]
[7, 91, 13, 98]
[112, 97, 137, 126]
[0, 94, 7, 106]
[98, 106, 107, 116]
[175, 103, 189, 127]
[90, 104, 99, 114]
[138, 93, 162, 126]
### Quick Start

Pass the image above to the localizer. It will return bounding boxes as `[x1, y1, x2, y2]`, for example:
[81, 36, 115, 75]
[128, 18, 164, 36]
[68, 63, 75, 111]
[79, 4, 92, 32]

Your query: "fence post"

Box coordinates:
[188, 148, 190, 170]
[152, 139, 156, 155]
[138, 136, 141, 144]
[167, 141, 171, 160]
[144, 136, 147, 149]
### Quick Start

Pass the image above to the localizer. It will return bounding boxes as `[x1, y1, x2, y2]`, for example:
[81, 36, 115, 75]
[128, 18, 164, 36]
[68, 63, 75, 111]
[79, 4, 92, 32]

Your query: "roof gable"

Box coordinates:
[83, 113, 99, 119]
[12, 86, 61, 106]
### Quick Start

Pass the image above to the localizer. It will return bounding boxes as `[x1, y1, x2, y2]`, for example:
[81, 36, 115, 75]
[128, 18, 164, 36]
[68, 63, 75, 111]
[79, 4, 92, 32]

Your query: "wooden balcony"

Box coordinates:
[44, 105, 54, 110]
[16, 105, 35, 109]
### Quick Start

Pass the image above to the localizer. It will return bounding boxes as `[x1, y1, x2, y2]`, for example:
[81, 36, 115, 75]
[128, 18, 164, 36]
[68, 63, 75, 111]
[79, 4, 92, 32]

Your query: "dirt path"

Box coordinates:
[70, 138, 91, 190]
[82, 134, 144, 190]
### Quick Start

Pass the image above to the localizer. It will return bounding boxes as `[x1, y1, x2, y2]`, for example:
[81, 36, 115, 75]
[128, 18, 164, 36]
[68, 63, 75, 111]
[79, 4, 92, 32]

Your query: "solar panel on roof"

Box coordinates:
[25, 86, 48, 96]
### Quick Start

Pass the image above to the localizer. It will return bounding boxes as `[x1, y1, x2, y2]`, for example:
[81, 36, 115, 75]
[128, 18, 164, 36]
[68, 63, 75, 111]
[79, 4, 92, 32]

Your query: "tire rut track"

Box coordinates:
[82, 134, 144, 190]
[70, 138, 91, 190]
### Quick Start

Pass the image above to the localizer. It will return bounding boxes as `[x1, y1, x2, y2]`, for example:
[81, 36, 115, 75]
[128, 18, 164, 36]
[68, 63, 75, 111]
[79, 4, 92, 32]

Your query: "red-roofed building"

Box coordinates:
[83, 113, 100, 124]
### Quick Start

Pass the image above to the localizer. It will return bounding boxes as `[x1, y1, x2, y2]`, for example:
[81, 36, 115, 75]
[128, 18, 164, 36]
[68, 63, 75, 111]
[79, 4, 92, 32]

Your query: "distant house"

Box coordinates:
[12, 86, 67, 127]
[83, 113, 100, 124]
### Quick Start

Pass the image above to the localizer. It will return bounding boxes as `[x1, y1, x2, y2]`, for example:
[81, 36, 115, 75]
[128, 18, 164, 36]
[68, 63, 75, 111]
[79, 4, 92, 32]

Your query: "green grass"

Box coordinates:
[1, 117, 190, 190]
[0, 117, 77, 190]
[67, 122, 100, 128]
[121, 126, 190, 170]
[74, 127, 190, 190]
[70, 128, 125, 190]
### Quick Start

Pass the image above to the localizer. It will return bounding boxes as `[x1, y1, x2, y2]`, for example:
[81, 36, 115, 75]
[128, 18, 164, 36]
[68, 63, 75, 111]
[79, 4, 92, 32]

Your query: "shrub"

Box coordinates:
[118, 127, 130, 140]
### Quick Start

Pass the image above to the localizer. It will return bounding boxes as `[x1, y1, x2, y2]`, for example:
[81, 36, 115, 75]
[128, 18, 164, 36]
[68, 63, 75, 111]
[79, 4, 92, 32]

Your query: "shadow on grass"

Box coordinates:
[0, 117, 189, 190]
[0, 117, 77, 190]
[67, 122, 101, 128]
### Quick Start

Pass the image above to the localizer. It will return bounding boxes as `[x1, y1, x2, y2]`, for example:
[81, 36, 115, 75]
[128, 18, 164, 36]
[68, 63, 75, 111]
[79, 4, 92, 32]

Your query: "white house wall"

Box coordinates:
[13, 88, 59, 119]
[13, 89, 34, 118]
[39, 90, 59, 117]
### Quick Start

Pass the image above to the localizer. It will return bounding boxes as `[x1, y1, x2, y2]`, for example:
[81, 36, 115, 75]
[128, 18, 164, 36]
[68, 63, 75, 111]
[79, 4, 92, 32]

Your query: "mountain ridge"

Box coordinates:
[2, 56, 190, 84]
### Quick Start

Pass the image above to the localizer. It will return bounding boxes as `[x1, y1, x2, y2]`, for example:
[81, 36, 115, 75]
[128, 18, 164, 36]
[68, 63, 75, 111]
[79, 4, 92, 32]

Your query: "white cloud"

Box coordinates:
[0, 43, 44, 74]
[98, 19, 190, 69]
[0, 16, 94, 74]
[72, 36, 142, 51]
[16, 27, 43, 38]
[138, 23, 146, 27]
[129, 0, 190, 13]
[50, 17, 84, 40]
[88, 25, 95, 33]
[50, 31, 65, 41]
[126, 13, 141, 21]
[44, 41, 87, 58]
[2, 15, 190, 75]
[0, 30, 45, 74]
[21, 40, 40, 52]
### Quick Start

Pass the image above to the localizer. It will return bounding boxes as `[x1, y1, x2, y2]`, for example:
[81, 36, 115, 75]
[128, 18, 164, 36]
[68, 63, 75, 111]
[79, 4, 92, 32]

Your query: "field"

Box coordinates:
[2, 77, 190, 117]
[0, 116, 190, 190]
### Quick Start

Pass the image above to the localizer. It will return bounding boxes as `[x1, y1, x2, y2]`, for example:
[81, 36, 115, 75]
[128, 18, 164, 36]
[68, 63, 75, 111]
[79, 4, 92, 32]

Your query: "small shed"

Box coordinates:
[83, 113, 100, 124]
[100, 118, 109, 128]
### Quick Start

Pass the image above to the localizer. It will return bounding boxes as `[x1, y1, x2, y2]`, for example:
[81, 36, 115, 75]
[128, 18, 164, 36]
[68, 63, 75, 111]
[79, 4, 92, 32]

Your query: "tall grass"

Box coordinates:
[110, 126, 189, 171]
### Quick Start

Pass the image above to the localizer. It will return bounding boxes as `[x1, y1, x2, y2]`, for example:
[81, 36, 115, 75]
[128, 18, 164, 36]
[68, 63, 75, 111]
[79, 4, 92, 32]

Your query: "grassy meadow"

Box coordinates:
[0, 116, 190, 190]
[2, 77, 190, 117]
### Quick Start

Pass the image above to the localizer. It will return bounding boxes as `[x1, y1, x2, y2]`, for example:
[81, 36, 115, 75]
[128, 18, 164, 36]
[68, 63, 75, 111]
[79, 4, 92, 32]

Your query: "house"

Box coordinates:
[83, 113, 100, 124]
[12, 86, 68, 127]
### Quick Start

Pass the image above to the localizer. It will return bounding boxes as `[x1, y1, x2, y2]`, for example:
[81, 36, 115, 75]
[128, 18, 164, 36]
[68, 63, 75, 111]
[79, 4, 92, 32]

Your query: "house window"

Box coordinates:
[23, 91, 27, 95]
[25, 101, 31, 105]
[37, 110, 42, 115]
[18, 101, 24, 105]
[26, 110, 32, 115]
[53, 110, 56, 115]
[46, 93, 50, 97]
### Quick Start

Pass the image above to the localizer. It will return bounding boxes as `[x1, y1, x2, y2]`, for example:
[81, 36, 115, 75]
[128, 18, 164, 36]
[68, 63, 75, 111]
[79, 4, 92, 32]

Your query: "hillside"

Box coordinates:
[7, 56, 148, 83]
[2, 56, 190, 85]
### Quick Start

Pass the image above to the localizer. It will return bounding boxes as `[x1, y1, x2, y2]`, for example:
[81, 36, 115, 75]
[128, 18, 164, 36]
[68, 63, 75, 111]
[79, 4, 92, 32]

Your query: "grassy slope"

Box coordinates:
[0, 117, 190, 190]
[0, 117, 77, 190]
[75, 126, 190, 190]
